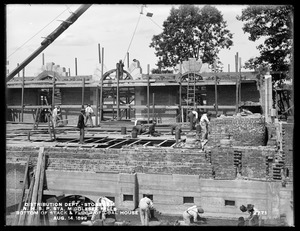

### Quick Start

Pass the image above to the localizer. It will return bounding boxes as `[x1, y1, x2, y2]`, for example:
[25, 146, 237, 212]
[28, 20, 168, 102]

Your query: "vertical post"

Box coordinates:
[100, 47, 104, 122]
[147, 64, 150, 124]
[152, 93, 155, 122]
[180, 62, 183, 124]
[214, 61, 218, 116]
[127, 52, 130, 69]
[116, 62, 120, 121]
[235, 53, 239, 113]
[75, 57, 78, 76]
[68, 68, 71, 76]
[228, 64, 230, 73]
[239, 57, 242, 107]
[21, 68, 25, 122]
[96, 87, 99, 126]
[42, 53, 45, 65]
[17, 63, 20, 77]
[81, 77, 85, 106]
[52, 75, 55, 111]
[98, 43, 101, 64]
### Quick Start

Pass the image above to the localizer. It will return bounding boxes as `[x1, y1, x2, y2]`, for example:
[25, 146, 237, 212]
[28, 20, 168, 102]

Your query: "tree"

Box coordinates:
[149, 5, 233, 71]
[237, 5, 293, 75]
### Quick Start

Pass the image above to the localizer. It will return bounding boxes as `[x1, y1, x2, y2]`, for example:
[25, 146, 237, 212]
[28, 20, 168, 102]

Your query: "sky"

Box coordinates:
[6, 4, 266, 77]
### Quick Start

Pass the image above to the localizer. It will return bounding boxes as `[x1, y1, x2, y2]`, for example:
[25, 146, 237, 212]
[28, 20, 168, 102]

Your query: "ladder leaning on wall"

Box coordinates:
[186, 72, 197, 122]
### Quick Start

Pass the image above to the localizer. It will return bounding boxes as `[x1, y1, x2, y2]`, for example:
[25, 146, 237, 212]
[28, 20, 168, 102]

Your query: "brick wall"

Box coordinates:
[6, 146, 213, 178]
[282, 123, 293, 180]
[209, 115, 267, 146]
[210, 146, 276, 180]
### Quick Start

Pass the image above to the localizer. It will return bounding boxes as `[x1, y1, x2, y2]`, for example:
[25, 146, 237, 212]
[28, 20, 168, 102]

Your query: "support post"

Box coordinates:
[52, 75, 55, 110]
[100, 47, 104, 121]
[239, 57, 242, 107]
[81, 77, 85, 107]
[21, 68, 25, 122]
[127, 52, 129, 69]
[96, 87, 99, 126]
[235, 52, 239, 113]
[116, 63, 120, 121]
[68, 68, 70, 76]
[180, 62, 183, 124]
[42, 53, 45, 65]
[214, 61, 218, 116]
[152, 93, 155, 122]
[17, 63, 20, 77]
[75, 57, 78, 76]
[98, 43, 101, 64]
[147, 64, 150, 124]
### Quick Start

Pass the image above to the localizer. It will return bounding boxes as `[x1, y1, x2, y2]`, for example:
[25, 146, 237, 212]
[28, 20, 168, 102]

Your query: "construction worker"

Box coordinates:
[240, 204, 261, 226]
[200, 111, 211, 148]
[77, 108, 85, 144]
[56, 105, 62, 126]
[148, 121, 160, 137]
[187, 109, 195, 131]
[52, 106, 58, 128]
[139, 195, 154, 226]
[182, 205, 204, 225]
[85, 104, 94, 127]
[91, 196, 117, 222]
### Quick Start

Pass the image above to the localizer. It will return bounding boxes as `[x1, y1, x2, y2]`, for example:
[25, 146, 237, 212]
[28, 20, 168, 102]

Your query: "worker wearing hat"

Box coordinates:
[183, 205, 204, 225]
[77, 108, 86, 144]
[240, 204, 261, 226]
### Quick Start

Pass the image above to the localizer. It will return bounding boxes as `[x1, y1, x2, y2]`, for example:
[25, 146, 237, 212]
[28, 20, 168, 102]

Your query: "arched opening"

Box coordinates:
[54, 195, 95, 226]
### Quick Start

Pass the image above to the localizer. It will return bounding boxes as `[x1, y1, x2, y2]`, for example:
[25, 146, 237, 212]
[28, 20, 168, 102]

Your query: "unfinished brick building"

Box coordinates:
[6, 61, 293, 226]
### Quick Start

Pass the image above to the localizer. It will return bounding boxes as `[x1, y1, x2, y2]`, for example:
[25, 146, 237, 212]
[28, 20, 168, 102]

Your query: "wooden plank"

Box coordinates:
[18, 173, 35, 225]
[14, 156, 30, 225]
[35, 154, 46, 225]
[27, 147, 44, 225]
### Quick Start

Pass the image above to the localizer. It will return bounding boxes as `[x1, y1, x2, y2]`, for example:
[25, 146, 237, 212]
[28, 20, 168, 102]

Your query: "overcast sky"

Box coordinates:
[6, 4, 265, 77]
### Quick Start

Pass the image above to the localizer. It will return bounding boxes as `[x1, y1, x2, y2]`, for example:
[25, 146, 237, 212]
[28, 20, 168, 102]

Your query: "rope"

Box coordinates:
[123, 13, 142, 64]
[8, 6, 70, 59]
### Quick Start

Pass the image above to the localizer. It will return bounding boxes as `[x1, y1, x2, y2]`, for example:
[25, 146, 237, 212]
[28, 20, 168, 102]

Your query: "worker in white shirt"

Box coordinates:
[200, 112, 211, 147]
[91, 196, 116, 221]
[139, 195, 154, 226]
[240, 204, 262, 226]
[85, 104, 94, 127]
[52, 106, 58, 128]
[183, 205, 204, 225]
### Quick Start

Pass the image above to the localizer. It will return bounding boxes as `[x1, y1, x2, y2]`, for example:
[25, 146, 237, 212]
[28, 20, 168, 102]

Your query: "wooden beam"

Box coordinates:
[147, 64, 150, 124]
[14, 156, 30, 225]
[27, 147, 44, 225]
[81, 77, 85, 107]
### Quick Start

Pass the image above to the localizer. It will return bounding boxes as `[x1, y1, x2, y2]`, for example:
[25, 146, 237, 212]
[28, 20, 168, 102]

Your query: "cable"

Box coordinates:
[122, 12, 142, 64]
[7, 6, 70, 59]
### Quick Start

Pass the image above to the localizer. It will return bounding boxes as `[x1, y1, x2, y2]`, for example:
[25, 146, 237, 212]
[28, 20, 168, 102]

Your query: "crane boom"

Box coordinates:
[6, 4, 92, 82]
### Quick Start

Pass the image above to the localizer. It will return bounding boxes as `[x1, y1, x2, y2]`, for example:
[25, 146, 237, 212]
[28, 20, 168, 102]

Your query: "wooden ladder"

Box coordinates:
[186, 73, 196, 122]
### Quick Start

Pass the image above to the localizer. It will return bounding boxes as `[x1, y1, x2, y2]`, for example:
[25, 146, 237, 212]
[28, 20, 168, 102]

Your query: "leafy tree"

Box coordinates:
[237, 5, 293, 75]
[149, 5, 233, 71]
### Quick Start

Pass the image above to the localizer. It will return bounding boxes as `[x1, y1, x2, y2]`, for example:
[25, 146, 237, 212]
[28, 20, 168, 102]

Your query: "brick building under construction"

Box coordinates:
[6, 58, 294, 226]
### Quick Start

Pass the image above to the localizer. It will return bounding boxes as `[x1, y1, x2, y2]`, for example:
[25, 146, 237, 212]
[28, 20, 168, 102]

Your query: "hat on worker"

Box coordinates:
[247, 204, 254, 211]
[197, 208, 204, 213]
[240, 205, 247, 212]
